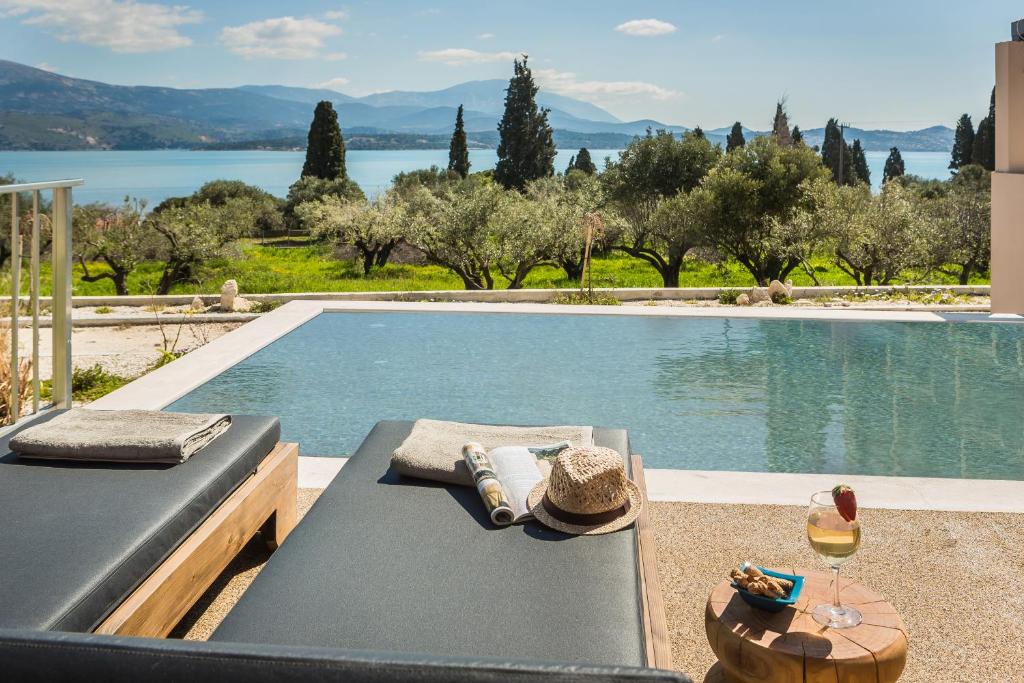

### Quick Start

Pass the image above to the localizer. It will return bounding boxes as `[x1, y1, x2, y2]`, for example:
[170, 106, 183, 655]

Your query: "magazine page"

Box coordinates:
[488, 446, 545, 522]
[462, 442, 515, 525]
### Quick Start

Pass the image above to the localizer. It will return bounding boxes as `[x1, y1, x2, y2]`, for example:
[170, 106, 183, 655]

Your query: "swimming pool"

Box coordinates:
[168, 310, 1024, 480]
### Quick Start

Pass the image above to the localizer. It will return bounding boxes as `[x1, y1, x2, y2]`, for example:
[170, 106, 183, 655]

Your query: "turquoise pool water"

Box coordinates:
[169, 312, 1024, 480]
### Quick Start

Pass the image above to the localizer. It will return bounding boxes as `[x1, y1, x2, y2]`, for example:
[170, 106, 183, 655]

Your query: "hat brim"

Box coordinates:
[527, 477, 643, 536]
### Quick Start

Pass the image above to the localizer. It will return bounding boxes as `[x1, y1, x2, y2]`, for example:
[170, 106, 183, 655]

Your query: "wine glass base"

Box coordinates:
[811, 603, 863, 629]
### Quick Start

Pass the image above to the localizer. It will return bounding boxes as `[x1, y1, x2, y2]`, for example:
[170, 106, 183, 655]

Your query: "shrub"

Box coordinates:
[718, 288, 743, 304]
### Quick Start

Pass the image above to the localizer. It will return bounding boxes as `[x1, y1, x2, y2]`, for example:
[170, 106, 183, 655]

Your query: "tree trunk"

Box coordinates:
[958, 262, 972, 285]
[361, 251, 374, 276]
[374, 242, 395, 268]
[559, 257, 584, 282]
[112, 271, 129, 296]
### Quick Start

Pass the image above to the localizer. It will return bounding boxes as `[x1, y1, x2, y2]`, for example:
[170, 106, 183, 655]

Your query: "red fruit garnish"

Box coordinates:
[832, 485, 857, 522]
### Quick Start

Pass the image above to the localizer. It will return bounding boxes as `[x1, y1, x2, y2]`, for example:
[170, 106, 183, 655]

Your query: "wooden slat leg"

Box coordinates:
[94, 442, 299, 637]
[632, 454, 673, 671]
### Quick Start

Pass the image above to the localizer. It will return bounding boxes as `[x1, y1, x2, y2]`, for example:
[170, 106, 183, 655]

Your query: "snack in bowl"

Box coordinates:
[729, 562, 803, 612]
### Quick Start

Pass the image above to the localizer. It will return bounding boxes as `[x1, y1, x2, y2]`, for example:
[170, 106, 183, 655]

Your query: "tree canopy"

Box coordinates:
[448, 104, 471, 179]
[602, 129, 721, 286]
[949, 113, 975, 171]
[494, 57, 556, 191]
[883, 147, 905, 184]
[302, 101, 347, 181]
[726, 122, 745, 152]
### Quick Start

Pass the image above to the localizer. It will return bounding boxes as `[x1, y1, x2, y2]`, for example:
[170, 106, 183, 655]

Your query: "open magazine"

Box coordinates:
[461, 441, 571, 525]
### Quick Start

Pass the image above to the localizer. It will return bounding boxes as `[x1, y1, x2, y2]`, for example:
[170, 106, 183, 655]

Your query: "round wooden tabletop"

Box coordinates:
[704, 569, 908, 683]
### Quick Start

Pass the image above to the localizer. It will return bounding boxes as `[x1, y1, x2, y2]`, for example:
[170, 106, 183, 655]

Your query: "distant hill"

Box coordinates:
[0, 60, 955, 153]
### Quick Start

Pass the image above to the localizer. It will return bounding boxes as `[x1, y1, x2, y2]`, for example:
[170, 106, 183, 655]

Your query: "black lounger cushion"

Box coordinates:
[0, 411, 280, 632]
[213, 420, 647, 668]
[0, 628, 691, 682]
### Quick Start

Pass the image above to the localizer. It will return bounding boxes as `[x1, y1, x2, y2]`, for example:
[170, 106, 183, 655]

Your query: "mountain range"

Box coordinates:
[0, 60, 954, 153]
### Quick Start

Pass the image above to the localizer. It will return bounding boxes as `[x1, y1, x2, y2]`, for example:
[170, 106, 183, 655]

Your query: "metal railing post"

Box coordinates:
[51, 186, 73, 409]
[10, 192, 20, 421]
[31, 191, 41, 413]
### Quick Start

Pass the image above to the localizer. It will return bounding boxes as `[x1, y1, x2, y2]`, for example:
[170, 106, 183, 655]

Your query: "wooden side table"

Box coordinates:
[705, 569, 908, 683]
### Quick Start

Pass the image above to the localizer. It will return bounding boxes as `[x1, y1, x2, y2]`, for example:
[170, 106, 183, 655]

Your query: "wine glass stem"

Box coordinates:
[831, 565, 842, 612]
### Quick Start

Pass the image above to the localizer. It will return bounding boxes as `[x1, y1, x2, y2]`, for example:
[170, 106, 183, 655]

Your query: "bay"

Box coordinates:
[0, 148, 951, 206]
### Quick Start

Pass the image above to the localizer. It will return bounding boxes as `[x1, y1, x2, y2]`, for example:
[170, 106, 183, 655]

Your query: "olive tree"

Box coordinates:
[487, 188, 559, 289]
[400, 181, 559, 290]
[400, 181, 503, 290]
[297, 192, 404, 275]
[603, 130, 720, 287]
[527, 171, 616, 282]
[922, 164, 991, 284]
[0, 174, 52, 269]
[73, 200, 148, 295]
[691, 136, 831, 285]
[832, 181, 926, 286]
[148, 198, 252, 294]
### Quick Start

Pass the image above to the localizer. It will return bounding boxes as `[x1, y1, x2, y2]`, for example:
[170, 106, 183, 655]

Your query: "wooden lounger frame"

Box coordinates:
[632, 455, 673, 671]
[94, 442, 299, 638]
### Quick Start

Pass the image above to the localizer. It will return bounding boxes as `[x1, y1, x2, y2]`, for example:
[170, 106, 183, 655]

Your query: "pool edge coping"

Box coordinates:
[91, 300, 1024, 513]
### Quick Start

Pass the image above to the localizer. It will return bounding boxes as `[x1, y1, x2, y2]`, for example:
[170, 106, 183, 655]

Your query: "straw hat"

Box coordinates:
[527, 446, 643, 535]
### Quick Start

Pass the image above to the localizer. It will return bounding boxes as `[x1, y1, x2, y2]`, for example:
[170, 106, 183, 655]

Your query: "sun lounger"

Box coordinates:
[0, 628, 688, 682]
[0, 410, 298, 636]
[211, 420, 679, 675]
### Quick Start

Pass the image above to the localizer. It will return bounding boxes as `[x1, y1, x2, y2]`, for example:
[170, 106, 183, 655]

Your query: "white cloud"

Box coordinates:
[323, 9, 348, 20]
[711, 34, 725, 43]
[417, 48, 519, 66]
[314, 77, 350, 91]
[534, 68, 679, 102]
[478, 32, 495, 40]
[221, 16, 342, 60]
[325, 52, 347, 61]
[35, 61, 58, 72]
[614, 18, 677, 37]
[1, 0, 202, 53]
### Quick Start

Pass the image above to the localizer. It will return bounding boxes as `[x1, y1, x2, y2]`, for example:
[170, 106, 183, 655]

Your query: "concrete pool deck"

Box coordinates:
[89, 299, 1024, 514]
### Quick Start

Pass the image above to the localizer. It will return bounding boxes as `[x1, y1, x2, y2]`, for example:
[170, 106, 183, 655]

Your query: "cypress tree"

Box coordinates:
[972, 88, 996, 171]
[821, 118, 854, 185]
[949, 113, 975, 171]
[448, 104, 471, 178]
[850, 139, 870, 185]
[882, 147, 905, 184]
[791, 125, 804, 145]
[726, 121, 745, 152]
[565, 155, 576, 174]
[691, 125, 705, 139]
[771, 100, 793, 146]
[573, 147, 597, 174]
[301, 101, 346, 180]
[494, 57, 556, 191]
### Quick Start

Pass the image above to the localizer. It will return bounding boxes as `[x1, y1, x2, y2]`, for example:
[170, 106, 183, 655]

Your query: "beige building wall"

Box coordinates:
[992, 41, 1024, 313]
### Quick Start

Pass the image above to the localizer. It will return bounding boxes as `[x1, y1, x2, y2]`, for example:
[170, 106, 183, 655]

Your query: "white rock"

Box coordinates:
[735, 293, 751, 306]
[748, 287, 771, 304]
[220, 279, 239, 311]
[190, 296, 205, 311]
[768, 280, 788, 300]
[784, 279, 794, 297]
[231, 296, 254, 313]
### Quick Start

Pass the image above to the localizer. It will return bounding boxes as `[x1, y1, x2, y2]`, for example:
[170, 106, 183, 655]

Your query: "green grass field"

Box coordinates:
[3, 240, 990, 297]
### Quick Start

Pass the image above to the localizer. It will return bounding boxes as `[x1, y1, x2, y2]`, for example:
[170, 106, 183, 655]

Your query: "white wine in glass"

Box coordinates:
[806, 489, 862, 628]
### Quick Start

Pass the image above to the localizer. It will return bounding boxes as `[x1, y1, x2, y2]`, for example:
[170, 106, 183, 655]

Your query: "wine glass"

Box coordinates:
[806, 491, 862, 628]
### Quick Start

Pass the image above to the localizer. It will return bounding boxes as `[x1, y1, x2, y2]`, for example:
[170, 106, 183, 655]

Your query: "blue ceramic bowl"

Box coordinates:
[730, 567, 804, 613]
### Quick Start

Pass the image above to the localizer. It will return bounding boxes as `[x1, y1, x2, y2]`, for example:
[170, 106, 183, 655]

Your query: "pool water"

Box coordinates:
[169, 312, 1024, 480]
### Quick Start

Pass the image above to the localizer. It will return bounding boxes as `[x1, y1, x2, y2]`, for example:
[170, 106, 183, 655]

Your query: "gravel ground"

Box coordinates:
[19, 322, 241, 379]
[170, 491, 1021, 681]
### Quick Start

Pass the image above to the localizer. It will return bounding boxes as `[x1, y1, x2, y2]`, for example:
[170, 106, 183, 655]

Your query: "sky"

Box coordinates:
[0, 1, 1019, 131]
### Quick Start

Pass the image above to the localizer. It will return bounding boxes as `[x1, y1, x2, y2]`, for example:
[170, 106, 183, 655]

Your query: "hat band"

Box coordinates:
[541, 493, 631, 527]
